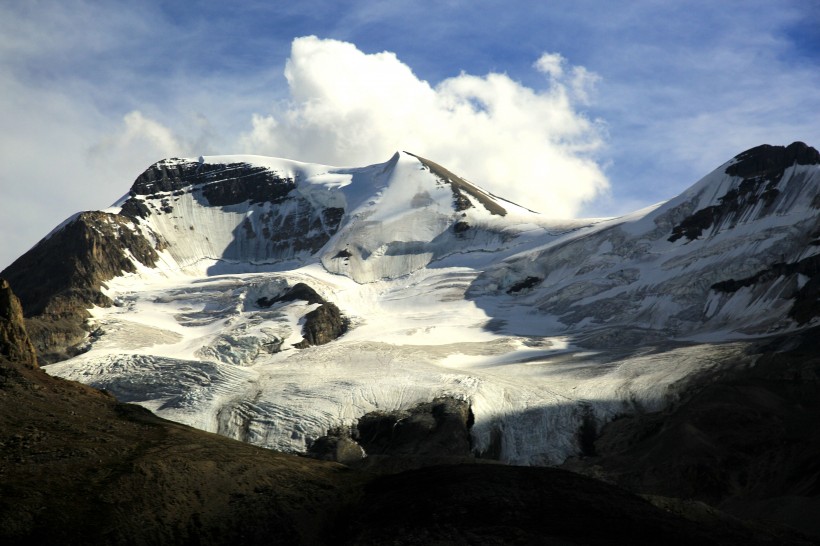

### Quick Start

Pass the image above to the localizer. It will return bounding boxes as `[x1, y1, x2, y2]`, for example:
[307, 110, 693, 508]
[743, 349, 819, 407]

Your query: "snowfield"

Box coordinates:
[45, 148, 820, 464]
[49, 264, 749, 464]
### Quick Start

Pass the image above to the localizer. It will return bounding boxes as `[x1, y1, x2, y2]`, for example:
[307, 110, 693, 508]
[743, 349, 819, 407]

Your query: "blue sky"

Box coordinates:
[2, 0, 819, 269]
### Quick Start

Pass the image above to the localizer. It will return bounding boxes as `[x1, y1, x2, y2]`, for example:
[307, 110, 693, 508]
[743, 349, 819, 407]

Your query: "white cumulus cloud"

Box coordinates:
[241, 36, 608, 217]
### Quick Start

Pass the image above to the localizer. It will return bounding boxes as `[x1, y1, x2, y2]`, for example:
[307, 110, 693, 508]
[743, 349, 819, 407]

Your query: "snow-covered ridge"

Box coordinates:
[474, 142, 820, 339]
[114, 151, 579, 282]
[39, 142, 820, 465]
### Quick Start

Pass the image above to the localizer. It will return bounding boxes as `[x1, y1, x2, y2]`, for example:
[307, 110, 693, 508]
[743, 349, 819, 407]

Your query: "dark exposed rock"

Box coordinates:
[129, 157, 200, 194]
[342, 464, 785, 546]
[725, 142, 820, 179]
[256, 297, 274, 308]
[246, 281, 351, 351]
[261, 338, 284, 354]
[356, 397, 474, 458]
[130, 159, 297, 207]
[226, 198, 343, 259]
[309, 397, 475, 467]
[242, 217, 257, 239]
[256, 282, 326, 308]
[333, 249, 353, 259]
[711, 252, 820, 324]
[790, 275, 820, 325]
[0, 279, 37, 369]
[405, 152, 508, 216]
[577, 402, 598, 457]
[306, 427, 365, 465]
[321, 207, 345, 231]
[453, 220, 470, 233]
[506, 275, 542, 294]
[669, 142, 819, 243]
[200, 168, 295, 207]
[668, 177, 780, 242]
[0, 212, 163, 362]
[257, 282, 326, 308]
[119, 196, 151, 220]
[451, 185, 474, 211]
[295, 302, 348, 347]
[279, 283, 325, 305]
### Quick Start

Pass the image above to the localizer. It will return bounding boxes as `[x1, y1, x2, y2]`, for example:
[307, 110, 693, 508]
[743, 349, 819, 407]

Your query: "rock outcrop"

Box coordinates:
[712, 252, 820, 324]
[125, 158, 297, 208]
[304, 428, 365, 465]
[0, 278, 37, 369]
[125, 157, 346, 265]
[724, 141, 820, 179]
[406, 152, 509, 216]
[307, 397, 475, 469]
[257, 282, 348, 348]
[296, 302, 348, 348]
[257, 282, 325, 307]
[356, 397, 474, 457]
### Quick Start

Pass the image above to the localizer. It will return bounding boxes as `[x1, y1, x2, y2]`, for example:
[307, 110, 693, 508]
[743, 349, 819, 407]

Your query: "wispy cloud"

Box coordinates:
[571, 0, 820, 212]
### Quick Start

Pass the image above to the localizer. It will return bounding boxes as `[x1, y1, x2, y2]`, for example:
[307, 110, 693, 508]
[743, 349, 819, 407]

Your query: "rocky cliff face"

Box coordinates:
[120, 156, 347, 270]
[1, 212, 162, 362]
[724, 141, 820, 179]
[125, 158, 297, 206]
[0, 278, 37, 369]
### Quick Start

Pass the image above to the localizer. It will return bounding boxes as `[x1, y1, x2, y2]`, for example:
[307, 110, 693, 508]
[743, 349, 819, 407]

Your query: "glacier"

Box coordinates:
[41, 144, 820, 465]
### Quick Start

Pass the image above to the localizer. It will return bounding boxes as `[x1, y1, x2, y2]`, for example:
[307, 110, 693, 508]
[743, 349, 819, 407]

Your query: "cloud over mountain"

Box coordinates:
[241, 36, 609, 216]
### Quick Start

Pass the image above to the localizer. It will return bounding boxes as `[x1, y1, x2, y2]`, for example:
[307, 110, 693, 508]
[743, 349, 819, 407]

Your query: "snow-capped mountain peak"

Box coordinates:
[110, 151, 569, 282]
[4, 142, 820, 465]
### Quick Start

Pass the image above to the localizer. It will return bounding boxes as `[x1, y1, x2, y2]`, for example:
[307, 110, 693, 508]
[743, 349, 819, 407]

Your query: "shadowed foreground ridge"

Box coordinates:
[564, 329, 820, 540]
[2, 278, 811, 544]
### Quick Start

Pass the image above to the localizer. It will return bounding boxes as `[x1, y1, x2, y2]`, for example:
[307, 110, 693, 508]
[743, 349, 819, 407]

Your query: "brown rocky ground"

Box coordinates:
[1, 278, 816, 545]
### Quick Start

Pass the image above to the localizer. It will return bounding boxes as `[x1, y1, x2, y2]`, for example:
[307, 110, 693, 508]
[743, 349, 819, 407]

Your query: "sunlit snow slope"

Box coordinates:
[42, 143, 820, 464]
